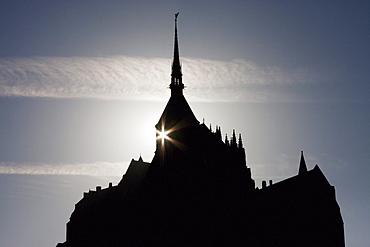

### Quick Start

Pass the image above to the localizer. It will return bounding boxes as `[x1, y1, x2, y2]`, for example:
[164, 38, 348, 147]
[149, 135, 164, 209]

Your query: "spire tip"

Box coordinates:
[299, 151, 308, 175]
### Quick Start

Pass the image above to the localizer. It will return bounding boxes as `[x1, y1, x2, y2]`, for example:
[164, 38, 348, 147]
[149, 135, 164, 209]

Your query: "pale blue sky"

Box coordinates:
[0, 1, 369, 246]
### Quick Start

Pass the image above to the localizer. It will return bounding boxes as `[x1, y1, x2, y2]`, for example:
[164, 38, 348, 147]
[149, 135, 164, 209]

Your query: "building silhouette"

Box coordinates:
[57, 14, 344, 247]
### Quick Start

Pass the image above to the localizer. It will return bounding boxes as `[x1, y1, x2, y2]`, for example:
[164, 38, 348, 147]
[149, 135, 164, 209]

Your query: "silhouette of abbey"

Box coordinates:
[57, 14, 344, 247]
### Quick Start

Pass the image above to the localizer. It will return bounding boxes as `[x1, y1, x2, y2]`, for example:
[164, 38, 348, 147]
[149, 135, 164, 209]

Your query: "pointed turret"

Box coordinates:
[170, 12, 184, 96]
[238, 133, 243, 148]
[231, 129, 237, 147]
[225, 134, 229, 146]
[298, 151, 308, 175]
[216, 126, 222, 140]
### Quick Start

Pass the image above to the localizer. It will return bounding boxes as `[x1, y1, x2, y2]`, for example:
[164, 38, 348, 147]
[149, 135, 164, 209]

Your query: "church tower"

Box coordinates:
[154, 13, 199, 165]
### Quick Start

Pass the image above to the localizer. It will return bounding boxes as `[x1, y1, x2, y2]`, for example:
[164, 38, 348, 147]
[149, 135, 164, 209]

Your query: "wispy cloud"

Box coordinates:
[0, 161, 129, 176]
[0, 56, 311, 102]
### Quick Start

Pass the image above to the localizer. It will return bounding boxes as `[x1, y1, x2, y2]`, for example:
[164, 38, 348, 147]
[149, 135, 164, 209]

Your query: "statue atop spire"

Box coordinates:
[170, 12, 184, 96]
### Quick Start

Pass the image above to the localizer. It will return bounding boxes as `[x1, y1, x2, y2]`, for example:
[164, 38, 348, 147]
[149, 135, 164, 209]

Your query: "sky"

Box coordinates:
[0, 1, 369, 246]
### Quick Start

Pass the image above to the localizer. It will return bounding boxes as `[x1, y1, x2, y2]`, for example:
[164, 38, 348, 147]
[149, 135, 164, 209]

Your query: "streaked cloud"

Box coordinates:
[0, 56, 312, 102]
[0, 161, 129, 176]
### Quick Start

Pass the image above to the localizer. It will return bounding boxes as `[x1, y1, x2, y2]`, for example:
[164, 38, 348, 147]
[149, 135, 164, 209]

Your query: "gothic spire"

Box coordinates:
[216, 126, 222, 140]
[238, 133, 243, 148]
[170, 12, 184, 96]
[225, 134, 229, 146]
[298, 151, 308, 175]
[231, 129, 237, 147]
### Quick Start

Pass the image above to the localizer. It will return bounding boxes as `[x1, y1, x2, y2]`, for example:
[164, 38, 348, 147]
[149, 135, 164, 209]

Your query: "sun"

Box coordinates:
[157, 127, 169, 142]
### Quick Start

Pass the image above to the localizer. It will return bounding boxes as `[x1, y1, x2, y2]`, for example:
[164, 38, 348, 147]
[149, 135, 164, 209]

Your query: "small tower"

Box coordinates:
[216, 126, 222, 140]
[298, 151, 308, 175]
[238, 133, 243, 149]
[153, 12, 199, 164]
[231, 129, 237, 147]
